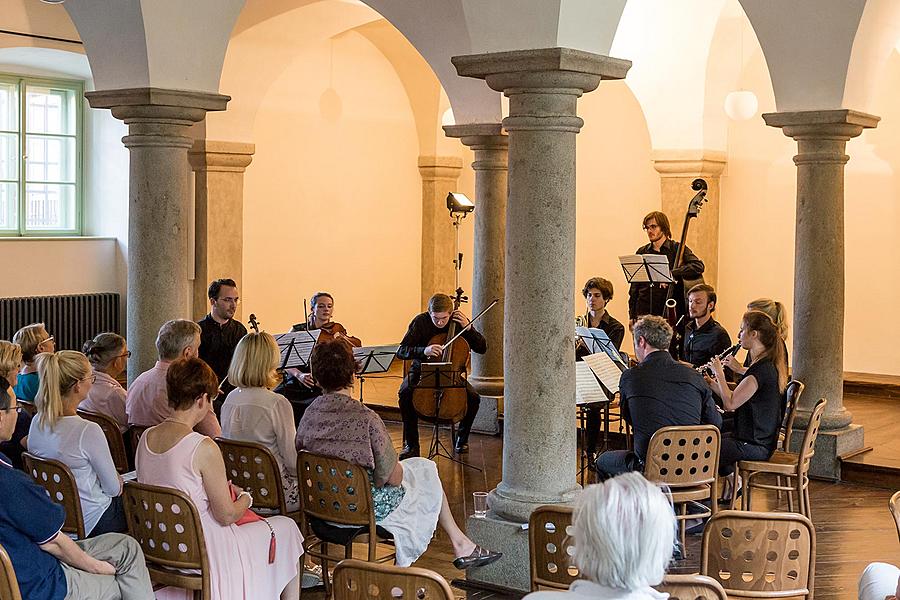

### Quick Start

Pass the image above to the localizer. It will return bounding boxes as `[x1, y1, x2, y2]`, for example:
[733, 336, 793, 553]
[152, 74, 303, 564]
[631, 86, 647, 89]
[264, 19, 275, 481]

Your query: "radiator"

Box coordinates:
[0, 293, 121, 351]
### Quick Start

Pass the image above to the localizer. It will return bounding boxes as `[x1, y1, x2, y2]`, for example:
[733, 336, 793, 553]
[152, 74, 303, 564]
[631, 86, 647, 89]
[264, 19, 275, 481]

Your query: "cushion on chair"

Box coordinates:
[308, 516, 393, 546]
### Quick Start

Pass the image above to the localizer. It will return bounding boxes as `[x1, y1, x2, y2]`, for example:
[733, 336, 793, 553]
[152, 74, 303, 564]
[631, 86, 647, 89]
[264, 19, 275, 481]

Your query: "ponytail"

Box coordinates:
[743, 310, 788, 393]
[35, 350, 90, 429]
[747, 298, 789, 341]
[82, 332, 126, 370]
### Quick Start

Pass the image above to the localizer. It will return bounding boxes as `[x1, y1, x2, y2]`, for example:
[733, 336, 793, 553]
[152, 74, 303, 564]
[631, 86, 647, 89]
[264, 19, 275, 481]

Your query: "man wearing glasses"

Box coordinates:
[627, 211, 705, 327]
[197, 278, 247, 400]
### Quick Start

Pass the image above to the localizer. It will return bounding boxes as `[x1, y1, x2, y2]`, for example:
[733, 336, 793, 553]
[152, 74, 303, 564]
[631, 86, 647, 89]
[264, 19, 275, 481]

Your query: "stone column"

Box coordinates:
[453, 48, 630, 590]
[443, 124, 508, 433]
[652, 150, 726, 287]
[763, 109, 878, 479]
[85, 88, 229, 383]
[418, 156, 463, 309]
[188, 140, 255, 322]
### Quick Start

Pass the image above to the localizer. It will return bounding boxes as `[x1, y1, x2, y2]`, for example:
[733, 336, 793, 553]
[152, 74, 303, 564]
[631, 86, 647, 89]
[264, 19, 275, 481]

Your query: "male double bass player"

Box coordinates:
[397, 293, 486, 460]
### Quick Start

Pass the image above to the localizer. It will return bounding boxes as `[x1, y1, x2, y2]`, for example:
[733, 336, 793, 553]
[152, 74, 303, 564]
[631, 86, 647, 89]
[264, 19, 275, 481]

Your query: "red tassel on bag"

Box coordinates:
[266, 519, 276, 565]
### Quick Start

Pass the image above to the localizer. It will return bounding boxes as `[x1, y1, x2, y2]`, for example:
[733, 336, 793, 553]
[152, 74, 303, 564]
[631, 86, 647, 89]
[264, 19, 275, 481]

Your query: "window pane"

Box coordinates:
[25, 85, 76, 135]
[0, 132, 18, 180]
[25, 182, 75, 230]
[0, 182, 17, 230]
[0, 82, 17, 132]
[25, 135, 75, 183]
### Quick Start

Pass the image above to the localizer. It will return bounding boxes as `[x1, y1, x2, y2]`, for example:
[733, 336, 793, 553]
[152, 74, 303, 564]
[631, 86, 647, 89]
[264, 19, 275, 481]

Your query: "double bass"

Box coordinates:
[411, 288, 471, 423]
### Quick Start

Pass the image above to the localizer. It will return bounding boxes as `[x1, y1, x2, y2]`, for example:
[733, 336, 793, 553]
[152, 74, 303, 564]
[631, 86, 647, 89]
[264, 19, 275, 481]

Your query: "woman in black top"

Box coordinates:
[710, 310, 788, 475]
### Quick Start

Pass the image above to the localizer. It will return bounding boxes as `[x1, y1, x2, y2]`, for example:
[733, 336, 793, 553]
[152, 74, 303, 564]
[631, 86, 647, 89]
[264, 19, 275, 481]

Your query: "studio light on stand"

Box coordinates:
[446, 192, 475, 293]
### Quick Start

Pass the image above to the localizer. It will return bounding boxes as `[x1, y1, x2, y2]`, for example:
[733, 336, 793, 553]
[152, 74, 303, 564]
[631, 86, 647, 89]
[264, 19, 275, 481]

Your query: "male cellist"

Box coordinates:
[396, 293, 486, 459]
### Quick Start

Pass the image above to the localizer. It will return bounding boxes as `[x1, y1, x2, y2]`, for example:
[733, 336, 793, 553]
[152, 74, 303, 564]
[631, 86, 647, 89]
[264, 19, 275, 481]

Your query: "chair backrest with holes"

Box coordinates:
[0, 542, 22, 600]
[701, 510, 815, 598]
[529, 505, 579, 591]
[644, 425, 720, 489]
[298, 450, 375, 530]
[781, 380, 804, 450]
[796, 399, 826, 473]
[890, 490, 900, 542]
[22, 452, 86, 539]
[657, 574, 728, 600]
[77, 409, 129, 473]
[122, 481, 209, 577]
[216, 437, 286, 514]
[333, 559, 454, 600]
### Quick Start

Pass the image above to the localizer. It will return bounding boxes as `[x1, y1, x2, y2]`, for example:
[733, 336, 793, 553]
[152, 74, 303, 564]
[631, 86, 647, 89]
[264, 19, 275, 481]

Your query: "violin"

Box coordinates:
[315, 321, 362, 348]
[411, 288, 471, 423]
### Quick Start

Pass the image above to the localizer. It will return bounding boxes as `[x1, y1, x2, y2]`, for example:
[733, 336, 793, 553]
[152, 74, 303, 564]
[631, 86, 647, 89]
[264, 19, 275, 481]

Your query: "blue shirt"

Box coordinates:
[0, 452, 67, 600]
[13, 371, 40, 402]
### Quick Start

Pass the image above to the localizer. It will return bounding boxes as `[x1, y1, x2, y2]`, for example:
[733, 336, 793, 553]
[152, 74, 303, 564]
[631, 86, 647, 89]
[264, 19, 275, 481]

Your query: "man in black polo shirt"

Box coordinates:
[595, 315, 721, 480]
[198, 278, 248, 391]
[0, 378, 154, 600]
[681, 283, 733, 368]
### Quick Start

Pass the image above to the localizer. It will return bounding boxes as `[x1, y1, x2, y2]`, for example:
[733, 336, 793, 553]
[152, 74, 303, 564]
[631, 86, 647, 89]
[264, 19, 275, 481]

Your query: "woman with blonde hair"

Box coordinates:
[0, 340, 31, 469]
[79, 332, 130, 432]
[725, 298, 789, 376]
[28, 350, 126, 536]
[221, 332, 298, 511]
[12, 323, 55, 401]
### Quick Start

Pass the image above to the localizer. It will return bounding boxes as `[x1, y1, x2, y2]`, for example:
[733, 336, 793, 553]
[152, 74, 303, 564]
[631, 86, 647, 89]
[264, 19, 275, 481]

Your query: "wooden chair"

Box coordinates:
[644, 425, 720, 550]
[701, 510, 815, 599]
[780, 380, 805, 451]
[123, 481, 210, 600]
[890, 490, 900, 542]
[332, 559, 454, 600]
[215, 437, 299, 521]
[735, 398, 827, 518]
[0, 542, 22, 600]
[77, 409, 130, 473]
[298, 450, 395, 596]
[16, 400, 36, 417]
[529, 505, 579, 591]
[656, 574, 728, 600]
[22, 452, 87, 539]
[128, 424, 149, 462]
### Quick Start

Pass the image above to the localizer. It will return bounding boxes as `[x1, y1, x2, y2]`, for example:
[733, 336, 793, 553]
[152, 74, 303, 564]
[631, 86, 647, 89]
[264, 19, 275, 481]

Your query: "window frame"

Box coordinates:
[0, 73, 84, 237]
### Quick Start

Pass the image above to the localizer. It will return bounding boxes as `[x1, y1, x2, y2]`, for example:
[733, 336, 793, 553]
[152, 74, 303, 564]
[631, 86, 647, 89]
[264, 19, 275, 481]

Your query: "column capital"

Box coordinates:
[444, 123, 508, 172]
[189, 140, 255, 172]
[417, 155, 463, 181]
[763, 109, 879, 141]
[652, 149, 726, 178]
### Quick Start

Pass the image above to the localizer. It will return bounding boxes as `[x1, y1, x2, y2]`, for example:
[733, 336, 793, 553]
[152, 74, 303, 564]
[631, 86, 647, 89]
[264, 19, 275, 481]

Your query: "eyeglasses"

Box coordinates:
[118, 351, 132, 359]
[68, 374, 96, 390]
[41, 335, 55, 345]
[642, 224, 660, 231]
[217, 296, 240, 304]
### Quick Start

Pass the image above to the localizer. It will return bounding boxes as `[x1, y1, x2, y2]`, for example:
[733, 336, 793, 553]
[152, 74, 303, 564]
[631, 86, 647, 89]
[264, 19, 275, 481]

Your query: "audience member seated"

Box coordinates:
[524, 472, 676, 600]
[0, 341, 31, 469]
[126, 319, 221, 437]
[295, 339, 502, 569]
[137, 357, 303, 600]
[28, 351, 127, 537]
[221, 331, 299, 512]
[859, 563, 900, 600]
[595, 315, 721, 480]
[0, 375, 155, 600]
[80, 333, 130, 432]
[12, 322, 55, 401]
[709, 310, 788, 476]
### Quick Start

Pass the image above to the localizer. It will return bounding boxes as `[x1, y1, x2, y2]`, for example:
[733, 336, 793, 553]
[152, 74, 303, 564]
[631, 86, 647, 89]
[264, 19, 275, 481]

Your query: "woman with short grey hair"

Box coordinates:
[525, 472, 675, 600]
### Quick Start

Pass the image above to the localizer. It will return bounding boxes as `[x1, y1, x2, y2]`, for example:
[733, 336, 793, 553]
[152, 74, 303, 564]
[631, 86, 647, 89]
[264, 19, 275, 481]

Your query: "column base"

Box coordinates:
[790, 423, 864, 480]
[489, 483, 581, 523]
[472, 395, 500, 435]
[465, 513, 531, 592]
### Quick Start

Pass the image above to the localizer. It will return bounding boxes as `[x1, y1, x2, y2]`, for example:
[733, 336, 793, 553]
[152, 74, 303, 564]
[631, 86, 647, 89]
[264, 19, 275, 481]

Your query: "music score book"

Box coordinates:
[576, 362, 607, 406]
[582, 351, 623, 396]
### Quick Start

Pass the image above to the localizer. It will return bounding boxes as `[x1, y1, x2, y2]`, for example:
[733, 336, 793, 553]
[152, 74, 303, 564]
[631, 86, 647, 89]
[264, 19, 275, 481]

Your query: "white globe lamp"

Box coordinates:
[724, 90, 758, 121]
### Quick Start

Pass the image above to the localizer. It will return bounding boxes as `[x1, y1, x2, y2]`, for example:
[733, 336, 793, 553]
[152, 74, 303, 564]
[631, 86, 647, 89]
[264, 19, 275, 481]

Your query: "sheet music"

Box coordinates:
[582, 351, 622, 396]
[576, 326, 626, 367]
[273, 329, 321, 369]
[576, 362, 607, 406]
[352, 344, 400, 374]
[619, 253, 672, 283]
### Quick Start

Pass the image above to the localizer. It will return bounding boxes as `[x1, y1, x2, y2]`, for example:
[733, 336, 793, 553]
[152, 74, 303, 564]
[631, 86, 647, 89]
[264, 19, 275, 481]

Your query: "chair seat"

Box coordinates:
[147, 566, 203, 590]
[671, 485, 714, 503]
[309, 517, 394, 546]
[739, 451, 800, 476]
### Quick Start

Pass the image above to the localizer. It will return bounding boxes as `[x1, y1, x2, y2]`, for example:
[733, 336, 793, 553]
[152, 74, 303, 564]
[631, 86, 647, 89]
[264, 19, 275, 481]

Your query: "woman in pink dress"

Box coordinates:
[137, 357, 303, 600]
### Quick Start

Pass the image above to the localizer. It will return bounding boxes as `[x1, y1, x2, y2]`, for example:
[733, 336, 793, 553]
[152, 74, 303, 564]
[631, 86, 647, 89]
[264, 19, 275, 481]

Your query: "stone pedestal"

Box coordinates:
[465, 513, 531, 591]
[452, 47, 630, 588]
[188, 140, 255, 322]
[764, 109, 878, 479]
[418, 156, 463, 309]
[652, 150, 726, 287]
[85, 88, 229, 383]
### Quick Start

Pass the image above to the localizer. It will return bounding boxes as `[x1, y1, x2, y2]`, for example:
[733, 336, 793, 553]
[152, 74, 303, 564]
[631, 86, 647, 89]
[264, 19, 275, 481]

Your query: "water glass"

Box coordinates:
[473, 491, 488, 518]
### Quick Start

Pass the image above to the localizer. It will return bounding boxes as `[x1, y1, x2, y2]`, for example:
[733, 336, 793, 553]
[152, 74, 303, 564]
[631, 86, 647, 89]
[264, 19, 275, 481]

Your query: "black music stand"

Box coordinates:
[416, 362, 481, 471]
[352, 344, 399, 403]
[273, 329, 321, 370]
[619, 253, 673, 316]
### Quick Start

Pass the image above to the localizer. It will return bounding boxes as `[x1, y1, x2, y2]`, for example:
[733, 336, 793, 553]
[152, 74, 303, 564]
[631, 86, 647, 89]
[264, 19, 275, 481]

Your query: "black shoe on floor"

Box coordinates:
[454, 441, 469, 454]
[399, 445, 419, 461]
[453, 546, 502, 569]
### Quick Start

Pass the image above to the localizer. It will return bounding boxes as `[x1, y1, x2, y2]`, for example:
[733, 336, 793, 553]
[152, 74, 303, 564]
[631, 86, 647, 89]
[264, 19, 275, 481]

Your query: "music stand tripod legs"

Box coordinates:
[422, 389, 482, 471]
[416, 363, 481, 471]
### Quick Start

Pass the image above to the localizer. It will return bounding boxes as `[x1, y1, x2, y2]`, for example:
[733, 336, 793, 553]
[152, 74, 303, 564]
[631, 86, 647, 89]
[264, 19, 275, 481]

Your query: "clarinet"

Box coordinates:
[696, 342, 741, 377]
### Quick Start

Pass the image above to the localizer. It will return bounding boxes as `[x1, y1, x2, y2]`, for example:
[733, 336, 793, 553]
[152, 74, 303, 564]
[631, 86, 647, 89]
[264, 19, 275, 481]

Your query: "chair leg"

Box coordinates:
[786, 476, 795, 512]
[741, 470, 750, 511]
[679, 502, 687, 552]
[321, 543, 331, 598]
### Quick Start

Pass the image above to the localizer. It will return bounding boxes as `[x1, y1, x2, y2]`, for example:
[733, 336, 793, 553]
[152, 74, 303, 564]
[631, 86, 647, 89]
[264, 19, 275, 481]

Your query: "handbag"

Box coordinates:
[230, 486, 276, 563]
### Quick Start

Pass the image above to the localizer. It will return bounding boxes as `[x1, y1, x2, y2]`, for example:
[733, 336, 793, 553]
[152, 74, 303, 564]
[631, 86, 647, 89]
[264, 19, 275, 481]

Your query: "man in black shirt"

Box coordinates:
[595, 315, 721, 480]
[397, 293, 487, 459]
[197, 278, 247, 392]
[682, 284, 732, 368]
[628, 211, 705, 323]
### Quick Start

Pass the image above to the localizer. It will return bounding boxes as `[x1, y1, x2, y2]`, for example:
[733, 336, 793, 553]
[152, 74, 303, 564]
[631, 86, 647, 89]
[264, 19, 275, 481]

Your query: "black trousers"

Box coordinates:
[398, 376, 480, 449]
[719, 434, 771, 476]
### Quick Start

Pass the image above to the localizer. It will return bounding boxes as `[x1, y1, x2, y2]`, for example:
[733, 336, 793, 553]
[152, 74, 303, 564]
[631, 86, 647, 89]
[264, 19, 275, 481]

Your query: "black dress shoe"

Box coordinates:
[399, 445, 419, 461]
[453, 546, 502, 569]
[454, 441, 469, 454]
